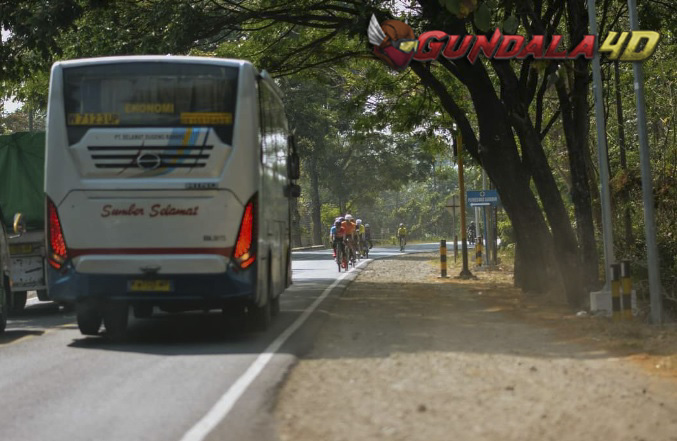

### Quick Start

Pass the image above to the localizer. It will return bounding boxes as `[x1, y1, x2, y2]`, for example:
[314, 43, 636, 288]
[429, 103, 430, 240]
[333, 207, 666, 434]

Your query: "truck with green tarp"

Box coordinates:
[0, 131, 48, 311]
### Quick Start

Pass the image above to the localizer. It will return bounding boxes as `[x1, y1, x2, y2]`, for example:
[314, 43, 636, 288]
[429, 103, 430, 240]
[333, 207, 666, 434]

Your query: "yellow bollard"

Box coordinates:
[475, 236, 483, 267]
[439, 240, 448, 278]
[620, 260, 633, 320]
[611, 263, 621, 320]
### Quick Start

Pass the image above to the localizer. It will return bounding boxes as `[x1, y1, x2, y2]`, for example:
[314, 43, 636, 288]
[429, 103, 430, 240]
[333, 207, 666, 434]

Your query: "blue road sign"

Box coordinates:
[467, 190, 500, 206]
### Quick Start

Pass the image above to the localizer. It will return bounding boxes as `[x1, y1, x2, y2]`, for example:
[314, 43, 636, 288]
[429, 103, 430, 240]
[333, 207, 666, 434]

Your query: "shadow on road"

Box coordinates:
[299, 275, 620, 362]
[65, 280, 343, 356]
[0, 329, 45, 344]
[6, 301, 75, 330]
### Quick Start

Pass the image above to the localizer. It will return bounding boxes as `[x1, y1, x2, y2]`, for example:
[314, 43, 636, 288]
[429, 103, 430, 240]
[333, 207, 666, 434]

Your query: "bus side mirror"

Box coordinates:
[288, 152, 300, 180]
[12, 213, 26, 236]
[284, 184, 301, 198]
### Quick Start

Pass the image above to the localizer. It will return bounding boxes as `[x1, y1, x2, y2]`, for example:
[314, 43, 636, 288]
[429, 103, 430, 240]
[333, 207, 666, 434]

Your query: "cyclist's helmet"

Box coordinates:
[339, 216, 345, 222]
[345, 214, 353, 220]
[399, 223, 404, 227]
[356, 219, 362, 225]
[365, 223, 370, 228]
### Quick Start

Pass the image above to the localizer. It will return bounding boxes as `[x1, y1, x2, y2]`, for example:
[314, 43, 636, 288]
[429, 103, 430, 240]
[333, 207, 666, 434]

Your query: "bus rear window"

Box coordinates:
[63, 62, 239, 144]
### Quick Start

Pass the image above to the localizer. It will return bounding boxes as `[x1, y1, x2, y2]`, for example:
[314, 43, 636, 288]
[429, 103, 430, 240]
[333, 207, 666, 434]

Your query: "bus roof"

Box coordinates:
[52, 55, 253, 70]
[52, 54, 285, 101]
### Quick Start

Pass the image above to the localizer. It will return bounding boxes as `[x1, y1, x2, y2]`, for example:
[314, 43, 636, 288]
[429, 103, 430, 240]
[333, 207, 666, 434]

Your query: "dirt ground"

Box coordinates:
[274, 252, 677, 441]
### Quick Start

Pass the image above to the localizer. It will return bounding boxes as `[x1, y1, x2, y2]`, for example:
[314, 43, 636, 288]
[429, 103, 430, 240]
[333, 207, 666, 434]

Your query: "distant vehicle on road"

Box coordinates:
[45, 56, 301, 338]
[0, 132, 50, 311]
[0, 208, 26, 333]
[0, 210, 9, 333]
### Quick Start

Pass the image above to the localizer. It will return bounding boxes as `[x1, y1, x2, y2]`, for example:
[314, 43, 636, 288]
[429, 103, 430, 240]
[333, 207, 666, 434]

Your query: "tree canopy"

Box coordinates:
[1, 0, 675, 308]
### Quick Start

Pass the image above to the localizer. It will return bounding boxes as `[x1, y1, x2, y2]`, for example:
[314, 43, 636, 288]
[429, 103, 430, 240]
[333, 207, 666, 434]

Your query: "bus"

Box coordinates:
[45, 56, 300, 338]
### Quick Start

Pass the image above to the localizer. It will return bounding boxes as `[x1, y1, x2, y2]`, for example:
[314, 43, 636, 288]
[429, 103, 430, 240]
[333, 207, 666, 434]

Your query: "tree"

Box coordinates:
[3, 0, 673, 306]
[0, 106, 45, 133]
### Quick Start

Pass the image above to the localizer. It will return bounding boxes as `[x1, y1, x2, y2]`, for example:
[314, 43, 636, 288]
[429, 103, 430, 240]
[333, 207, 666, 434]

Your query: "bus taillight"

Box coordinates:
[47, 198, 68, 269]
[234, 197, 256, 269]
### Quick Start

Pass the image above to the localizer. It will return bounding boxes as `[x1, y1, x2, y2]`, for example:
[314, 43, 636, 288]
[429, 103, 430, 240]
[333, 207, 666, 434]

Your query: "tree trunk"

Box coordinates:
[565, 2, 600, 287]
[411, 62, 562, 297]
[490, 59, 589, 303]
[412, 2, 594, 306]
[308, 154, 323, 245]
[468, 61, 585, 306]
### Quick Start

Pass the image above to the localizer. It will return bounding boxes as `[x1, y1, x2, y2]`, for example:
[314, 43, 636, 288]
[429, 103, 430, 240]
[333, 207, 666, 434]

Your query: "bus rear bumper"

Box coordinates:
[47, 264, 257, 306]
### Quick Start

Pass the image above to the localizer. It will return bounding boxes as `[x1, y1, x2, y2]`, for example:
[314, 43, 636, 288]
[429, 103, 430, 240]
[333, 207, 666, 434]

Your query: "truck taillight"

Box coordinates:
[47, 197, 68, 269]
[233, 196, 256, 269]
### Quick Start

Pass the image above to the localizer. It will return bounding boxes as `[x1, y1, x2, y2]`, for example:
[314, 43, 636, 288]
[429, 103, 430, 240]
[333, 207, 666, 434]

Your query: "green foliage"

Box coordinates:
[502, 15, 519, 35]
[473, 3, 492, 32]
[321, 205, 341, 230]
[0, 107, 45, 134]
[1, 0, 674, 297]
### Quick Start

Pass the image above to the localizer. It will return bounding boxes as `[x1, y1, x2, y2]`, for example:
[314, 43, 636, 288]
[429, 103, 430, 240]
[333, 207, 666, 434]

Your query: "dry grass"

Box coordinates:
[427, 253, 677, 379]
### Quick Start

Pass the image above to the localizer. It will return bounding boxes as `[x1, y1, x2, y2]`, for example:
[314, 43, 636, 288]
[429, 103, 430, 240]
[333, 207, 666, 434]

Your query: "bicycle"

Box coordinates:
[399, 235, 406, 252]
[467, 229, 476, 246]
[361, 237, 369, 258]
[345, 236, 357, 267]
[355, 235, 363, 260]
[335, 239, 348, 272]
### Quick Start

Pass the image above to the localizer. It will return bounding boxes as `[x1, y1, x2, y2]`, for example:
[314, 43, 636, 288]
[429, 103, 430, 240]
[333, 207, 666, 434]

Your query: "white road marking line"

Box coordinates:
[179, 259, 370, 441]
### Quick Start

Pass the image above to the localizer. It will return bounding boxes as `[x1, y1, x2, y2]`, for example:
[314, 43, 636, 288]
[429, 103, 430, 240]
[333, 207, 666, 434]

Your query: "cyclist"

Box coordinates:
[364, 223, 373, 249]
[343, 214, 357, 264]
[330, 218, 339, 257]
[356, 219, 366, 257]
[333, 218, 346, 267]
[468, 221, 476, 245]
[397, 223, 407, 251]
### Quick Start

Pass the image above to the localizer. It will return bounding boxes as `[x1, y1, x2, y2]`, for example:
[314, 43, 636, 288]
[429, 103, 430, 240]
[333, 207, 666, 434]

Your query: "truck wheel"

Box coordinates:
[12, 291, 27, 313]
[76, 306, 102, 336]
[1, 276, 9, 332]
[37, 289, 50, 301]
[0, 286, 7, 334]
[0, 302, 6, 333]
[103, 303, 129, 341]
[133, 304, 153, 319]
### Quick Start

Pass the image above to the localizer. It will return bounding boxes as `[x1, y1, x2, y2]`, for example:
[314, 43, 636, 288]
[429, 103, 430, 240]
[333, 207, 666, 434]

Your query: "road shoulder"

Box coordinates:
[274, 252, 677, 441]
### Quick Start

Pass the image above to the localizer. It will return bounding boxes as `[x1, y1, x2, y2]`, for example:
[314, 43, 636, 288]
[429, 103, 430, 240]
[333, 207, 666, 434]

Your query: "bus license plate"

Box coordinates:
[9, 244, 34, 255]
[128, 280, 172, 292]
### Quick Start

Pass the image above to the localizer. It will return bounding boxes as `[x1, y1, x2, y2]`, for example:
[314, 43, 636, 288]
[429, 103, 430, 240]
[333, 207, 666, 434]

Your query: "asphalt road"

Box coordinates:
[0, 243, 437, 441]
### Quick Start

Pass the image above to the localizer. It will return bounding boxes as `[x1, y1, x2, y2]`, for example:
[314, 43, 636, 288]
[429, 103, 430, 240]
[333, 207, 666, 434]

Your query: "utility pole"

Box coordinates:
[482, 168, 489, 266]
[588, 0, 615, 290]
[456, 132, 473, 279]
[444, 195, 460, 263]
[628, 0, 663, 324]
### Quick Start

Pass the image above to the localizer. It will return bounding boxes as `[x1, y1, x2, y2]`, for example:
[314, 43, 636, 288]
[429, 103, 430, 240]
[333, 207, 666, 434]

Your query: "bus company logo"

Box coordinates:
[367, 14, 660, 71]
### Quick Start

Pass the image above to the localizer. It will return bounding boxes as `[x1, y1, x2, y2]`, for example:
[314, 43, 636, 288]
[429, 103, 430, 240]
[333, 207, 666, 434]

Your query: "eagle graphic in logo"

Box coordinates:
[367, 14, 419, 71]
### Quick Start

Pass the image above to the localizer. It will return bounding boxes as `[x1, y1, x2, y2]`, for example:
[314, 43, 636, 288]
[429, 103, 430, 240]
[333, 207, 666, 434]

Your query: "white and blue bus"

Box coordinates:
[45, 56, 300, 338]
